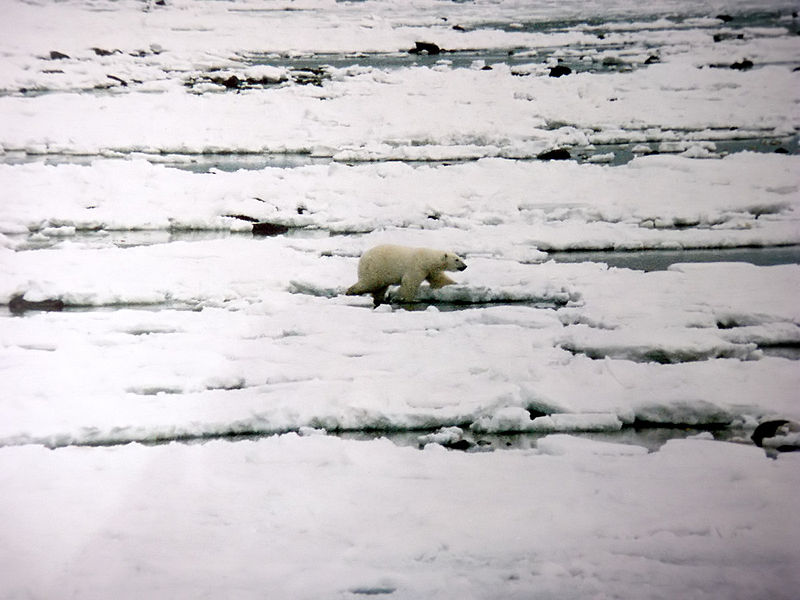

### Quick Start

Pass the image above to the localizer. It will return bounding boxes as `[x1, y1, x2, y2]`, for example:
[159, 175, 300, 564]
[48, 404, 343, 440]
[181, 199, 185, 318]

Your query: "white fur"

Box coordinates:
[346, 244, 467, 306]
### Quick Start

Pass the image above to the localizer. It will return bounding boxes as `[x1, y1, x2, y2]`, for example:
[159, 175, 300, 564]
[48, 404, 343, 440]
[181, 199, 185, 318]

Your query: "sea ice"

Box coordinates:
[1, 0, 799, 598]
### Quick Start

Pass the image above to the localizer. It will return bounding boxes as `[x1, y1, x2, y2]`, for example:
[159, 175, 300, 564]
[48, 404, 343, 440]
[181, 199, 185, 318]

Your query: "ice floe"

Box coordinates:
[1, 1, 799, 598]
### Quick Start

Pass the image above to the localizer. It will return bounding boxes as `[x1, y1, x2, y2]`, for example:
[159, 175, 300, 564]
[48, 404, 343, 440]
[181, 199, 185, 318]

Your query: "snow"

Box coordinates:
[1, 0, 800, 597]
[1, 153, 798, 249]
[1, 63, 796, 158]
[1, 435, 799, 600]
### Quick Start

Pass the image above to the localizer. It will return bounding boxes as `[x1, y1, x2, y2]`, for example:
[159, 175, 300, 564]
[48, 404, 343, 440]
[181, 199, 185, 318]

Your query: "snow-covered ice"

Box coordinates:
[1, 153, 798, 247]
[1, 0, 799, 598]
[2, 434, 799, 600]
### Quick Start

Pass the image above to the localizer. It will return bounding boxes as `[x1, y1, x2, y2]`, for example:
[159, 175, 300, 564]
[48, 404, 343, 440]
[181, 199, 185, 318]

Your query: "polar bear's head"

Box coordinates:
[442, 251, 467, 272]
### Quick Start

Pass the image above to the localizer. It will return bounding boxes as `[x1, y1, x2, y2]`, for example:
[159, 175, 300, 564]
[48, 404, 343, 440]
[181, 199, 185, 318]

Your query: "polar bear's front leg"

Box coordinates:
[426, 272, 456, 289]
[398, 270, 426, 302]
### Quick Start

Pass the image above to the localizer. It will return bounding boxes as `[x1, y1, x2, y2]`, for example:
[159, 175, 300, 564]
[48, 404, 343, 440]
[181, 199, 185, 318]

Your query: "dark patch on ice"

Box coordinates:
[758, 343, 800, 360]
[48, 50, 70, 60]
[751, 419, 800, 456]
[290, 67, 328, 87]
[350, 587, 396, 596]
[106, 74, 128, 87]
[252, 222, 291, 236]
[8, 294, 65, 315]
[537, 148, 571, 160]
[559, 343, 748, 364]
[223, 214, 260, 223]
[715, 319, 739, 330]
[548, 64, 572, 77]
[527, 407, 550, 420]
[123, 326, 178, 336]
[729, 59, 754, 71]
[409, 41, 442, 55]
[92, 47, 121, 57]
[713, 32, 745, 42]
[222, 75, 242, 89]
[127, 385, 184, 396]
[752, 419, 791, 446]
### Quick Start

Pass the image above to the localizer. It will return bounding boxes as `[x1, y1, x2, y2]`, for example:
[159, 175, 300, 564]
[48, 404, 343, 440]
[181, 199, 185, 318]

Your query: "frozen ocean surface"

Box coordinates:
[1, 0, 799, 598]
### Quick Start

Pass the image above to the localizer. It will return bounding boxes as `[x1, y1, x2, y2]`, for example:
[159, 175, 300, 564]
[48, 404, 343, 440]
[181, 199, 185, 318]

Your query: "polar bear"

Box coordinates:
[346, 244, 467, 306]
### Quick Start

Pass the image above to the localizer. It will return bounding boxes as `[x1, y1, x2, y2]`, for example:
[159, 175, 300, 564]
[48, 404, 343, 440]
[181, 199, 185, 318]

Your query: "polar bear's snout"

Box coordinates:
[450, 254, 467, 271]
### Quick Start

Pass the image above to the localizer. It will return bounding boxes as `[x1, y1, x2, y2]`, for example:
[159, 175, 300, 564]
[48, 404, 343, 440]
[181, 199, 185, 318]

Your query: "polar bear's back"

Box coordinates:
[358, 244, 418, 284]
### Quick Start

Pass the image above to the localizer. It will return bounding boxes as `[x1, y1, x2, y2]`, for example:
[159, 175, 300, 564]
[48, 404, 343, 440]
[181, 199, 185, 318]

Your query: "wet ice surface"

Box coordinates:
[1, 0, 800, 598]
[547, 244, 800, 271]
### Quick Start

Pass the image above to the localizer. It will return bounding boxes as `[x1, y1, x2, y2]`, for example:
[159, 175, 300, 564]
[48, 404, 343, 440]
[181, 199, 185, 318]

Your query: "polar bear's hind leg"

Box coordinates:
[347, 280, 389, 307]
[371, 286, 389, 307]
[346, 281, 368, 296]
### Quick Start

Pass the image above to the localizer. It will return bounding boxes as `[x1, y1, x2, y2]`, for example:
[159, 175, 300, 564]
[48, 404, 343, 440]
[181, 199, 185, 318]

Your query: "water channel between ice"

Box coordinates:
[3, 419, 757, 455]
[4, 131, 797, 171]
[176, 424, 755, 454]
[8, 224, 800, 271]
